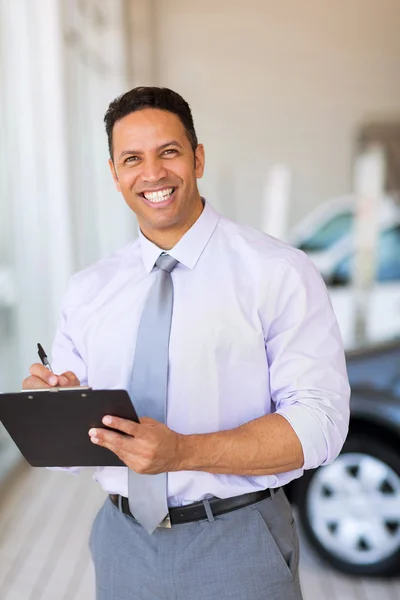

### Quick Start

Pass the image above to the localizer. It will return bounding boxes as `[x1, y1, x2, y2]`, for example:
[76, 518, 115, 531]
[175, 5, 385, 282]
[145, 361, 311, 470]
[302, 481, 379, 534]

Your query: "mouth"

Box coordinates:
[139, 187, 176, 207]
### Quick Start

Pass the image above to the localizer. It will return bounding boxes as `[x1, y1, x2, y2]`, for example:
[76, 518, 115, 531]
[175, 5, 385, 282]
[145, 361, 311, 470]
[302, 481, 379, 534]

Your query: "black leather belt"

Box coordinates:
[109, 488, 275, 526]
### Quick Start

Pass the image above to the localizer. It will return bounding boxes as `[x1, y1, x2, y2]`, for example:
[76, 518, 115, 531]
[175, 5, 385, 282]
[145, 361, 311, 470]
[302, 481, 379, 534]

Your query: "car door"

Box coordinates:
[328, 224, 400, 348]
[367, 225, 400, 343]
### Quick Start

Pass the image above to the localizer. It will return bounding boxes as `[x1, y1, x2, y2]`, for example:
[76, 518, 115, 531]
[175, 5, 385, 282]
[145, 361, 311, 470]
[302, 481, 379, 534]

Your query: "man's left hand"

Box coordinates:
[89, 416, 184, 474]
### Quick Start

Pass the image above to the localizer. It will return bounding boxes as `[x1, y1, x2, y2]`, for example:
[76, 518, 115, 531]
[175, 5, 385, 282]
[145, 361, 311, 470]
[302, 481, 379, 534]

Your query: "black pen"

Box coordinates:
[37, 343, 53, 372]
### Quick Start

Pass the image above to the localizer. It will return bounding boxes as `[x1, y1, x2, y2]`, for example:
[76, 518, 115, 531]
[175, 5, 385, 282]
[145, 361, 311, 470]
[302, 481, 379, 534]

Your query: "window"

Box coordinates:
[298, 212, 353, 252]
[378, 226, 400, 281]
[331, 225, 400, 285]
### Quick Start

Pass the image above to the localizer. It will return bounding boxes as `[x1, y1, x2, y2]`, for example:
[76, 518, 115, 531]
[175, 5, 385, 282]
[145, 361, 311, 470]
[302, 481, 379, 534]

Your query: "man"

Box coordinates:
[23, 87, 350, 599]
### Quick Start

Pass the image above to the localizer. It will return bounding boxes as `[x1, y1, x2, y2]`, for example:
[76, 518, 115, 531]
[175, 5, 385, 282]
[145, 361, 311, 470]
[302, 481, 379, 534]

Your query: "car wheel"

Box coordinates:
[294, 434, 400, 576]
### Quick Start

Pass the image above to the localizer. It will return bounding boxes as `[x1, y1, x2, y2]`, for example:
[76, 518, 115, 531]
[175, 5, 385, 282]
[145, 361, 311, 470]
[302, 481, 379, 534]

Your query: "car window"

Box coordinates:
[298, 212, 353, 252]
[332, 255, 351, 284]
[331, 225, 400, 285]
[378, 225, 400, 281]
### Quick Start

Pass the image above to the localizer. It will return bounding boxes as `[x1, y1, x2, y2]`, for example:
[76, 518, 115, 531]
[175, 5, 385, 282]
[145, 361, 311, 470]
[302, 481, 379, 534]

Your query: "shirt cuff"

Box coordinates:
[276, 404, 329, 470]
[47, 467, 81, 475]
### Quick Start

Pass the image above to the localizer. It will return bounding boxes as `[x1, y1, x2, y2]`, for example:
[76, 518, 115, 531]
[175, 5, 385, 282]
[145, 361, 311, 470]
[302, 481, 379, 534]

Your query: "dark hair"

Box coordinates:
[104, 86, 198, 159]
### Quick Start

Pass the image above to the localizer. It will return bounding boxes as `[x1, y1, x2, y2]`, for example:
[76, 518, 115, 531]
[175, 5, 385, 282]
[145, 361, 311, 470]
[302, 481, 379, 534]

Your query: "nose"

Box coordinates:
[141, 156, 168, 183]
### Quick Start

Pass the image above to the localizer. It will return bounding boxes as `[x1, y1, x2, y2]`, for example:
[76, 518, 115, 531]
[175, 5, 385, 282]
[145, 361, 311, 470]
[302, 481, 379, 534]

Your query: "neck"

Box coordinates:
[140, 198, 204, 250]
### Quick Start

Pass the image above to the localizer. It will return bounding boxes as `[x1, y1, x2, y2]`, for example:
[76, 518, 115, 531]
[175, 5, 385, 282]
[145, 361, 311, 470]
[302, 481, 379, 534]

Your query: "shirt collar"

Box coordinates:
[139, 200, 219, 274]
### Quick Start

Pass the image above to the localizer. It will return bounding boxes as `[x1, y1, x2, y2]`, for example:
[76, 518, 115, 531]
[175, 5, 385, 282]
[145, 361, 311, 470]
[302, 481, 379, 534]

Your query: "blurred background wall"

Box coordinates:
[150, 0, 400, 226]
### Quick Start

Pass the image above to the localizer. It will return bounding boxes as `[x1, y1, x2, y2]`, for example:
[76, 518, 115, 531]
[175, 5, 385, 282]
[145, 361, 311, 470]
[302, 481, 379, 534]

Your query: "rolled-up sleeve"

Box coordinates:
[263, 250, 351, 470]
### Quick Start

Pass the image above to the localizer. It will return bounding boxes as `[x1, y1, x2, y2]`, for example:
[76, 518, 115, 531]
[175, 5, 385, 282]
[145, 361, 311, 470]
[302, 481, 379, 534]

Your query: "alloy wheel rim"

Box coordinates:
[307, 452, 400, 565]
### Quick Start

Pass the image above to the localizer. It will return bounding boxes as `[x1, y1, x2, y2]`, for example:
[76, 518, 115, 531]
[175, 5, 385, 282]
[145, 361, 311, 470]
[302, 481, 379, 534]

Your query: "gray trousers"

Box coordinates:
[89, 488, 303, 600]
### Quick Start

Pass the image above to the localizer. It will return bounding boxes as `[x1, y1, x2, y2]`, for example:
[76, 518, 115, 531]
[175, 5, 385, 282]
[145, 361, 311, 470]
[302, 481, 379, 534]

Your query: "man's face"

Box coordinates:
[109, 108, 205, 239]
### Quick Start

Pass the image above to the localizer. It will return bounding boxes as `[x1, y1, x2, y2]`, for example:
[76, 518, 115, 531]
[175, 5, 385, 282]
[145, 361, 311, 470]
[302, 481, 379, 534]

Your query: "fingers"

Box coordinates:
[23, 364, 80, 389]
[26, 363, 58, 387]
[59, 371, 81, 387]
[101, 415, 142, 436]
[89, 428, 131, 458]
[88, 419, 177, 475]
[22, 375, 52, 390]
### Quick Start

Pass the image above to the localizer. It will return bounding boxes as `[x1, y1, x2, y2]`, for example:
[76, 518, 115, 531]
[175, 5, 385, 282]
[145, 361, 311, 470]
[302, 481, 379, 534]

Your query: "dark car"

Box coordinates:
[286, 339, 400, 577]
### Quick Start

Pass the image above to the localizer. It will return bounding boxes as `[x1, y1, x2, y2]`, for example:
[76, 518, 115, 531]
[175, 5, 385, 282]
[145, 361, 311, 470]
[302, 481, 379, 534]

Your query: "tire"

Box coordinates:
[294, 434, 400, 576]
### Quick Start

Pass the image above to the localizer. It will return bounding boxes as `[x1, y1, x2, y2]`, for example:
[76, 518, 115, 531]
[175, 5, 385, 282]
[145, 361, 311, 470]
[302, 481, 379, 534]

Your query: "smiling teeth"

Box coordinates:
[143, 188, 174, 203]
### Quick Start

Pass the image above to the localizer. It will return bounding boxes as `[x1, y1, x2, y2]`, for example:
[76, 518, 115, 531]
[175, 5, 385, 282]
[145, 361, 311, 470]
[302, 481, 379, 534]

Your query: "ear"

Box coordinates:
[109, 158, 121, 192]
[194, 144, 205, 179]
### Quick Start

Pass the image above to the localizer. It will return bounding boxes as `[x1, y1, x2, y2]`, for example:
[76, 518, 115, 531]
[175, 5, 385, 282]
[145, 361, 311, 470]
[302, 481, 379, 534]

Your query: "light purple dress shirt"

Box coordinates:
[52, 201, 350, 506]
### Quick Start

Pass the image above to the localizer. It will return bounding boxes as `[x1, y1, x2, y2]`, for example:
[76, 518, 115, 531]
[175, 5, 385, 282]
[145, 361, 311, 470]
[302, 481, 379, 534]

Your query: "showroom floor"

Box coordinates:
[0, 464, 399, 600]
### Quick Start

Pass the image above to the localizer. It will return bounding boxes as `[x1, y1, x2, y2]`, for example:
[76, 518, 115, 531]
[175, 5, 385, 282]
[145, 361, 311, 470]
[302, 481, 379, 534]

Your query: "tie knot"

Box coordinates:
[155, 253, 178, 273]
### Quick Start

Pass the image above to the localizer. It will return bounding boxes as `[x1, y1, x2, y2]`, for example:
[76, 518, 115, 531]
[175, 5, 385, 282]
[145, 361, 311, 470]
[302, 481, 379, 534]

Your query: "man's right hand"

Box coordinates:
[22, 364, 81, 389]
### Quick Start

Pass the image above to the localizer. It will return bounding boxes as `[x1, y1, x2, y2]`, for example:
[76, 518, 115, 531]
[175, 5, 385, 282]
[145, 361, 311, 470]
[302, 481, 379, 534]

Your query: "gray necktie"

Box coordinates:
[128, 253, 178, 534]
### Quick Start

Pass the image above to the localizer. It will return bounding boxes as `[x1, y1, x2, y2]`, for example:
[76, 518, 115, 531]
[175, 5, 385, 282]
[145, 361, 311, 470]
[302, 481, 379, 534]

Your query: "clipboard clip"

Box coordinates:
[20, 386, 92, 393]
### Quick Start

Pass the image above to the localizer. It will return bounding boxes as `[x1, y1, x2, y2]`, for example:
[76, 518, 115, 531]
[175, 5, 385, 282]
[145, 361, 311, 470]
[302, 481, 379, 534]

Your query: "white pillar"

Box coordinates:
[1, 0, 47, 385]
[1, 0, 73, 386]
[352, 145, 385, 346]
[34, 0, 74, 325]
[261, 165, 292, 240]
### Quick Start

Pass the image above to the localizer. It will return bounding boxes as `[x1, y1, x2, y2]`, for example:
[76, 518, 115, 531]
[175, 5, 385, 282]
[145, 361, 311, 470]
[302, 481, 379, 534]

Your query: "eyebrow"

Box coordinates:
[118, 140, 183, 160]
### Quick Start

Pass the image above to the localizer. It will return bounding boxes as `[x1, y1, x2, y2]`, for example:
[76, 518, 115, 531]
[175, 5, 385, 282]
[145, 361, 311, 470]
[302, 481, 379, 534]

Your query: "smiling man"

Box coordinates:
[110, 105, 205, 249]
[23, 87, 350, 600]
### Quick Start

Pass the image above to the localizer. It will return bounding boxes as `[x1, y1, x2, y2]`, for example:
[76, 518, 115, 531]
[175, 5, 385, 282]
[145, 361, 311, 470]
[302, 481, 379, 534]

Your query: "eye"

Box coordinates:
[125, 156, 140, 164]
[162, 149, 178, 156]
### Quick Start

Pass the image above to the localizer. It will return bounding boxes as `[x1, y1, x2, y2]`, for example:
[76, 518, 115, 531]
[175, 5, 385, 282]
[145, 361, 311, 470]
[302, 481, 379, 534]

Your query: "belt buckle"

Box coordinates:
[157, 514, 172, 529]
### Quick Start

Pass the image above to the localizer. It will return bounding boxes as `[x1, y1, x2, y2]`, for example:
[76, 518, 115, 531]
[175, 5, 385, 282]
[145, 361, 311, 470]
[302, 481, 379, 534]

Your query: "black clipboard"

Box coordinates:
[0, 388, 139, 467]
